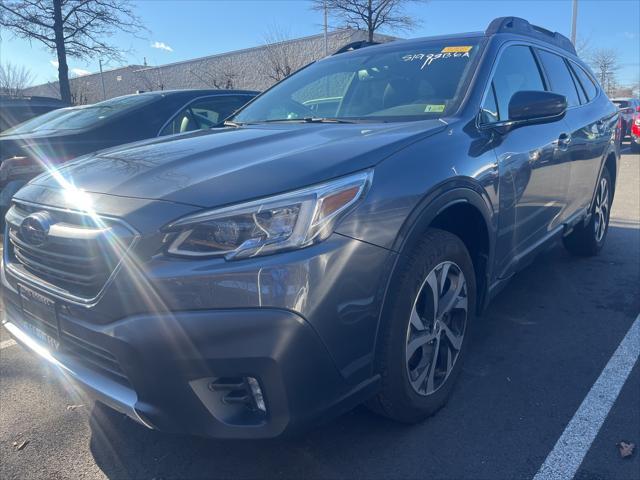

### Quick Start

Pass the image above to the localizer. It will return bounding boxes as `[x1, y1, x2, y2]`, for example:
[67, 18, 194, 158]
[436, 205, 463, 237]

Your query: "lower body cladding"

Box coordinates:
[1, 234, 392, 439]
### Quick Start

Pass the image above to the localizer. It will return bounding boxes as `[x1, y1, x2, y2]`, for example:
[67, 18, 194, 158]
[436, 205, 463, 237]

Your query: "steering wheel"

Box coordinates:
[282, 98, 317, 119]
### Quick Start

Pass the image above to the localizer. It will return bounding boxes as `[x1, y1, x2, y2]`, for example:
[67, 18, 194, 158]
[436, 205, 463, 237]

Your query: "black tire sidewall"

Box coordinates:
[378, 229, 476, 421]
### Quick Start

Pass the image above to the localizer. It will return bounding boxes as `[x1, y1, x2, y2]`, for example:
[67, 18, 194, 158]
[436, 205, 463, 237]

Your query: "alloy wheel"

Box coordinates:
[405, 261, 468, 396]
[594, 176, 609, 243]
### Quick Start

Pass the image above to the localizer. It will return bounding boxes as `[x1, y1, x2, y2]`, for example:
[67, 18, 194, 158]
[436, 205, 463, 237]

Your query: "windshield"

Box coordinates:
[233, 39, 481, 124]
[1, 94, 159, 135]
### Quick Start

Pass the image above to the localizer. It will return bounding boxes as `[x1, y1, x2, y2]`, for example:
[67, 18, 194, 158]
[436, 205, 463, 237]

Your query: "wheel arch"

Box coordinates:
[371, 180, 497, 372]
[603, 151, 617, 196]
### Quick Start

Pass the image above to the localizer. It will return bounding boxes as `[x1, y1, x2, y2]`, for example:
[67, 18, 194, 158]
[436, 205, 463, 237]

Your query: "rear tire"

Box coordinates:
[367, 229, 476, 423]
[563, 167, 612, 256]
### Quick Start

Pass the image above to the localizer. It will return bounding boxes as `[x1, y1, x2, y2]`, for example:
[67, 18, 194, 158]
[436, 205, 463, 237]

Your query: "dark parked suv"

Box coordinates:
[2, 17, 620, 439]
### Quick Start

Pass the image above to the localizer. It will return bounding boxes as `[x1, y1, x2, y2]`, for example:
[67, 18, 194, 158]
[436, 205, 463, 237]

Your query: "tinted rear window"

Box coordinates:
[569, 62, 598, 101]
[613, 100, 630, 108]
[537, 50, 580, 107]
[7, 94, 159, 133]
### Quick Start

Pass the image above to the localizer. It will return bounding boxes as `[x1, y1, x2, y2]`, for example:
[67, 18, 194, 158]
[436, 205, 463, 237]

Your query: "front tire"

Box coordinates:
[368, 229, 476, 423]
[563, 167, 612, 256]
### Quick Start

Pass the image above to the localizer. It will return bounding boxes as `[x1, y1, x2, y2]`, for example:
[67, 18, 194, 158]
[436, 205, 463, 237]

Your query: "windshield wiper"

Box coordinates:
[223, 120, 244, 127]
[249, 117, 358, 124]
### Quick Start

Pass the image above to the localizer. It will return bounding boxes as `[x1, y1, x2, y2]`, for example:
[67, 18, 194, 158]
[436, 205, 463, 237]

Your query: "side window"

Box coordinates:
[537, 50, 580, 107]
[160, 108, 197, 136]
[480, 84, 499, 123]
[568, 65, 587, 104]
[160, 96, 253, 136]
[483, 45, 545, 122]
[569, 61, 598, 102]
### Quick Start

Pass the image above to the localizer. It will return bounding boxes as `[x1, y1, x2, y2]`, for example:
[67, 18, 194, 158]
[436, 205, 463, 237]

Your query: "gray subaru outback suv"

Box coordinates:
[2, 17, 620, 438]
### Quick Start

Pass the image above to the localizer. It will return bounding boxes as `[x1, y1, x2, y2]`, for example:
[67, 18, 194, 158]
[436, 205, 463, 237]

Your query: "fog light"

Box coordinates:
[247, 377, 266, 412]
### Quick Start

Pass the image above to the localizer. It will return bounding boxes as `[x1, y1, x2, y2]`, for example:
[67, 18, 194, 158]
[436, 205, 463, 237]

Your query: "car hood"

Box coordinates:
[29, 121, 446, 208]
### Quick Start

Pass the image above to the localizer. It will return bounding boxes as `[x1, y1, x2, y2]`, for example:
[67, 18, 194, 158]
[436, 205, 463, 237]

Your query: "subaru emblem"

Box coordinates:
[20, 212, 52, 247]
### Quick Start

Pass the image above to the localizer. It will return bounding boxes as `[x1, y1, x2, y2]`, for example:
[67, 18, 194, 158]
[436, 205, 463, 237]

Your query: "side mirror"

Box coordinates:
[508, 90, 567, 123]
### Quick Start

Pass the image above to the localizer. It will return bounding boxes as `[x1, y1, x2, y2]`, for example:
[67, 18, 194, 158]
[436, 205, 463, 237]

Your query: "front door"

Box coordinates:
[481, 45, 572, 278]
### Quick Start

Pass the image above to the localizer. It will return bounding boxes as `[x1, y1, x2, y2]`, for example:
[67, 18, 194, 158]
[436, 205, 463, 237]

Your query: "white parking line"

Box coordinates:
[533, 313, 640, 480]
[0, 338, 17, 350]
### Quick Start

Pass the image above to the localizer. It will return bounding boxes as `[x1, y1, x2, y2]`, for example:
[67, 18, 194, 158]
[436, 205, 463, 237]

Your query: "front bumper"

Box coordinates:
[2, 295, 380, 438]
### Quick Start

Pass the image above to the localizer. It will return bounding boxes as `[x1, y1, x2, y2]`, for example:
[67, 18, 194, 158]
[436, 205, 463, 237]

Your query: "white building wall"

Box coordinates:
[22, 30, 396, 104]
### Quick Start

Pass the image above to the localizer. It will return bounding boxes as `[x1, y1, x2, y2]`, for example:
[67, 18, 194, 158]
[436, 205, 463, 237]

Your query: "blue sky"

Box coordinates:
[1, 0, 638, 87]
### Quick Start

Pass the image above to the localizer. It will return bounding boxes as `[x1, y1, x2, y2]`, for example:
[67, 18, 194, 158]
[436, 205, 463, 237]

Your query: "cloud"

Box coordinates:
[49, 61, 90, 77]
[151, 41, 173, 52]
[71, 68, 91, 77]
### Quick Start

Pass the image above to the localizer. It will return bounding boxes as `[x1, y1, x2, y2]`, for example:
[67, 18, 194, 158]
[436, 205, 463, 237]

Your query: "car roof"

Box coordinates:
[136, 89, 259, 98]
[0, 95, 70, 108]
[333, 16, 576, 58]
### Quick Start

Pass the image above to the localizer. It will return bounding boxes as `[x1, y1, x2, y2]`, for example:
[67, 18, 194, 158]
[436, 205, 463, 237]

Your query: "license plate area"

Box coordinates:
[18, 284, 60, 351]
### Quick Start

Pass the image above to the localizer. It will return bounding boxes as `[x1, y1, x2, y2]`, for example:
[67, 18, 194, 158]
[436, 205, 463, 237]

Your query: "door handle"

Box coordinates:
[557, 133, 572, 150]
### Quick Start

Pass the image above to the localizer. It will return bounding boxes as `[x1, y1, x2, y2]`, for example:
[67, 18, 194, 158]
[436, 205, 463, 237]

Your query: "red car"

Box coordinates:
[612, 98, 640, 138]
[631, 111, 640, 152]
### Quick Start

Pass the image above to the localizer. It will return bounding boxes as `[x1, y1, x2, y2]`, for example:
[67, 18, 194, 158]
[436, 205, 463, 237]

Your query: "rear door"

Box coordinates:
[564, 59, 612, 214]
[482, 44, 573, 279]
[534, 49, 595, 220]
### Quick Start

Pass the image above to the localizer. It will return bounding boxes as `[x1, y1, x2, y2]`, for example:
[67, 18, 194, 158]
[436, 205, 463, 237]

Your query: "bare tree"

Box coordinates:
[313, 0, 425, 42]
[589, 49, 620, 96]
[0, 0, 144, 104]
[189, 56, 240, 90]
[69, 75, 90, 105]
[134, 66, 165, 92]
[574, 37, 591, 59]
[0, 62, 34, 96]
[259, 26, 323, 83]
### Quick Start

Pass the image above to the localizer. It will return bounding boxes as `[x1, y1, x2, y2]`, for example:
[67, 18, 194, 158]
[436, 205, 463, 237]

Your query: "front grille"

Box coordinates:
[5, 201, 137, 301]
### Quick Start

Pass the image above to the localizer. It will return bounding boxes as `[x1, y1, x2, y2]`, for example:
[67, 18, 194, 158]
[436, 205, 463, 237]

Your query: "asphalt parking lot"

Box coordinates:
[0, 147, 638, 480]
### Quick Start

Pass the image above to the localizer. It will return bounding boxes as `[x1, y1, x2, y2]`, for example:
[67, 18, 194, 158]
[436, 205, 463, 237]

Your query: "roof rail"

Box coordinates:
[486, 17, 576, 55]
[333, 40, 379, 55]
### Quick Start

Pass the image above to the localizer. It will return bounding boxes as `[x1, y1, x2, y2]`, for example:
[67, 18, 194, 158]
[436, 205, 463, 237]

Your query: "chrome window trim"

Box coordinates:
[156, 93, 256, 137]
[3, 199, 140, 308]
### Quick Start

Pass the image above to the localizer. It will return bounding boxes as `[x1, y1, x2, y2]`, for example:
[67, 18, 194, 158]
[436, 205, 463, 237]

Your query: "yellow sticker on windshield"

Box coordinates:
[425, 104, 445, 113]
[442, 46, 473, 53]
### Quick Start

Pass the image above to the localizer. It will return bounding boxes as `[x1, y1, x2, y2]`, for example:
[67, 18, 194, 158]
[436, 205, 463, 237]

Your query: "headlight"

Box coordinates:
[165, 170, 372, 260]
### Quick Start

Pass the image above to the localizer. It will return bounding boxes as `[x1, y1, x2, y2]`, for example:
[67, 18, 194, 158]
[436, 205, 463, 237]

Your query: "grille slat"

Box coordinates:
[9, 230, 99, 266]
[6, 202, 136, 301]
[14, 248, 101, 285]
